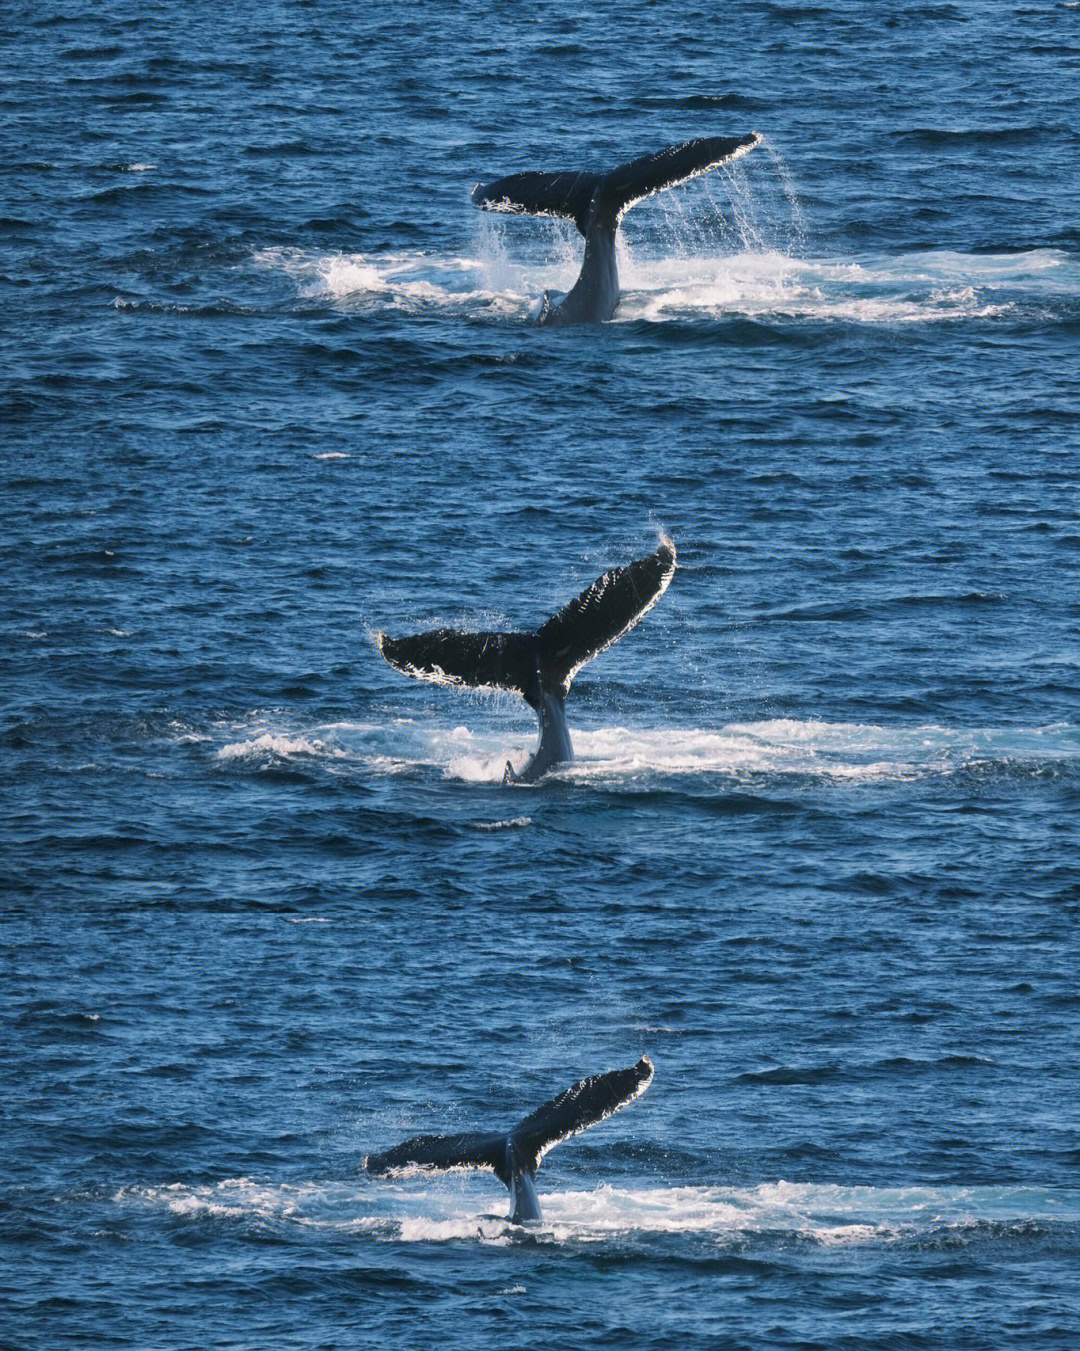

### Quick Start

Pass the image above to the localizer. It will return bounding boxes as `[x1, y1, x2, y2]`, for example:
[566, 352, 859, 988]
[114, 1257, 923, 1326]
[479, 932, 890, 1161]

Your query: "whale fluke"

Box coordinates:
[534, 533, 676, 697]
[508, 1055, 655, 1170]
[364, 1056, 654, 1224]
[376, 536, 676, 782]
[472, 134, 760, 325]
[471, 169, 601, 235]
[593, 134, 761, 221]
[363, 1130, 510, 1181]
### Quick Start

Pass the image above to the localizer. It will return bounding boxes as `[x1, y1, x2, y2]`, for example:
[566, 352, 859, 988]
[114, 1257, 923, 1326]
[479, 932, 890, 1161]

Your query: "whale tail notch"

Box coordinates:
[472, 134, 761, 233]
[376, 535, 676, 707]
[364, 1057, 654, 1223]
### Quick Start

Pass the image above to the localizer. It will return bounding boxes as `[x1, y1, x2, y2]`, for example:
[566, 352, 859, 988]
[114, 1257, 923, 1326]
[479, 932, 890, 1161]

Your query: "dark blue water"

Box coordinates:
[4, 2, 1080, 1347]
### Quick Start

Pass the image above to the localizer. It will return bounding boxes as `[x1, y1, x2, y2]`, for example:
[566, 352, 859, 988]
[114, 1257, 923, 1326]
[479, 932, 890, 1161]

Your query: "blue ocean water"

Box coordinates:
[4, 1, 1080, 1346]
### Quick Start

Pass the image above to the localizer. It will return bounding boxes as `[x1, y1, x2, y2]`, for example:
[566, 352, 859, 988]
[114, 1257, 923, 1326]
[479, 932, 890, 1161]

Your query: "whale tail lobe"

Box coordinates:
[472, 134, 760, 233]
[471, 169, 602, 235]
[594, 133, 761, 223]
[364, 1057, 654, 1223]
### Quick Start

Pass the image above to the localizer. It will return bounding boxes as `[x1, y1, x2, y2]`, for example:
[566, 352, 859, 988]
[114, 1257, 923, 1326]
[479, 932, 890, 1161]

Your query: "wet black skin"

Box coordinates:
[504, 688, 574, 784]
[538, 217, 620, 328]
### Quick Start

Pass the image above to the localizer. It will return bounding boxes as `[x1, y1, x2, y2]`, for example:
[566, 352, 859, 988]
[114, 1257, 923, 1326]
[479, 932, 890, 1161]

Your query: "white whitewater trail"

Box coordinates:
[255, 242, 1077, 327]
[116, 1176, 1080, 1247]
[210, 716, 1080, 786]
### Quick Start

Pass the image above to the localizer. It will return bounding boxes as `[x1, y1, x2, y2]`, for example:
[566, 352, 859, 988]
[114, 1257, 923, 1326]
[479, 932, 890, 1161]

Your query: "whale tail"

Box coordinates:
[376, 536, 675, 782]
[376, 535, 676, 706]
[472, 134, 760, 234]
[364, 1056, 654, 1223]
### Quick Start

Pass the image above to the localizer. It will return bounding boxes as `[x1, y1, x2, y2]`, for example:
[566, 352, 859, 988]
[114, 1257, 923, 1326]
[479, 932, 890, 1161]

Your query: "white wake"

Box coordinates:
[256, 243, 1077, 327]
[116, 1176, 1080, 1247]
[208, 715, 1080, 786]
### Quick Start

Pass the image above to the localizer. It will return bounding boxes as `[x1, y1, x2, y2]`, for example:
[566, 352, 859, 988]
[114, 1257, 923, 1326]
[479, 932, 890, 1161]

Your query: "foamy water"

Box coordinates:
[256, 243, 1076, 327]
[217, 730, 350, 762]
[116, 1175, 1080, 1247]
[208, 716, 1080, 785]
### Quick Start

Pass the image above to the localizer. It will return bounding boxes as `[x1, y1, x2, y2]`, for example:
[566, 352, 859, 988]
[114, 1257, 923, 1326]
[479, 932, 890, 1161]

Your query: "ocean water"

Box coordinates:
[3, 1, 1080, 1347]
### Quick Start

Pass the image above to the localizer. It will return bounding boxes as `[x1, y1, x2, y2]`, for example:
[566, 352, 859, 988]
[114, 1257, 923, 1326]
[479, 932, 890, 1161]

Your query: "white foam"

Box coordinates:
[255, 240, 1076, 328]
[254, 245, 538, 319]
[216, 731, 347, 762]
[168, 718, 212, 745]
[201, 717, 1080, 785]
[312, 451, 350, 460]
[614, 248, 1057, 324]
[451, 719, 1080, 786]
[116, 1177, 1080, 1248]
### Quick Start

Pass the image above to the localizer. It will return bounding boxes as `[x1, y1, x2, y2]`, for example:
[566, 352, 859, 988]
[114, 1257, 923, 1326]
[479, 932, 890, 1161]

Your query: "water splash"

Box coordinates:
[254, 129, 1074, 328]
[621, 135, 806, 263]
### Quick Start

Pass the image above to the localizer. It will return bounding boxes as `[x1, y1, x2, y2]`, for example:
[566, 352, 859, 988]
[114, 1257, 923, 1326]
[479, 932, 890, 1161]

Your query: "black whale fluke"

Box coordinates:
[472, 134, 760, 325]
[375, 536, 676, 782]
[364, 1056, 654, 1225]
[471, 169, 601, 235]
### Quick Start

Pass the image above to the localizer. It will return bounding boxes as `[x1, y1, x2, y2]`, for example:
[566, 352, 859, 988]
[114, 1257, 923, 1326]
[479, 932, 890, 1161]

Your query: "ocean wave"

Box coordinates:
[469, 816, 533, 831]
[112, 297, 264, 317]
[894, 126, 1063, 149]
[738, 1053, 996, 1086]
[253, 245, 540, 320]
[635, 92, 763, 112]
[16, 1007, 102, 1029]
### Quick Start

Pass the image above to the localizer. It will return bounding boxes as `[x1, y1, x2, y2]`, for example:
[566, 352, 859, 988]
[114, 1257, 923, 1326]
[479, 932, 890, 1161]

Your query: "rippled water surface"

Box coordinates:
[4, 2, 1080, 1348]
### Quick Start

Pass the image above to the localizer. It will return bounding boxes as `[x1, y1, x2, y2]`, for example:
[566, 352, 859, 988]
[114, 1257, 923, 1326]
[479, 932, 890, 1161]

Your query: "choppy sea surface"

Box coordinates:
[3, 2, 1080, 1348]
